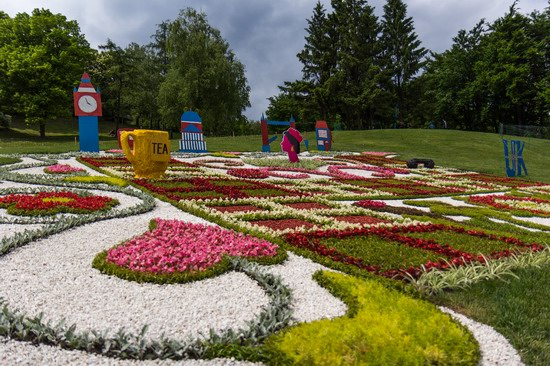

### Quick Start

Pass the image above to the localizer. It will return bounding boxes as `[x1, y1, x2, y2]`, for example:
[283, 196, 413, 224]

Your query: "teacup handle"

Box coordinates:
[121, 131, 136, 161]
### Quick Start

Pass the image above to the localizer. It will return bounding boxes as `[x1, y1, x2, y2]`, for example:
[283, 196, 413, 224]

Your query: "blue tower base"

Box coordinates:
[78, 116, 99, 152]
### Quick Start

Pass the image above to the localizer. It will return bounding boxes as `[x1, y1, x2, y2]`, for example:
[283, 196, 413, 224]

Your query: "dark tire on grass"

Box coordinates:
[407, 160, 418, 169]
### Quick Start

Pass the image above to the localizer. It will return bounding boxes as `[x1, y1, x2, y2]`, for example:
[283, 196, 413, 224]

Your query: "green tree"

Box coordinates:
[424, 21, 486, 130]
[296, 1, 338, 121]
[92, 39, 134, 131]
[329, 0, 388, 130]
[475, 3, 548, 130]
[380, 0, 427, 125]
[122, 43, 163, 130]
[266, 80, 317, 130]
[157, 8, 250, 136]
[0, 9, 94, 137]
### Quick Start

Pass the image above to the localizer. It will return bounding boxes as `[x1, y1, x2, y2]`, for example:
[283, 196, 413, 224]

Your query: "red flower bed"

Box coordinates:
[193, 159, 244, 168]
[133, 177, 304, 201]
[106, 219, 278, 274]
[0, 191, 118, 216]
[284, 223, 544, 280]
[338, 154, 408, 168]
[468, 194, 550, 216]
[209, 205, 265, 213]
[460, 173, 544, 188]
[227, 168, 269, 179]
[339, 178, 465, 197]
[353, 200, 387, 209]
[251, 218, 316, 231]
[283, 202, 331, 210]
[332, 215, 388, 225]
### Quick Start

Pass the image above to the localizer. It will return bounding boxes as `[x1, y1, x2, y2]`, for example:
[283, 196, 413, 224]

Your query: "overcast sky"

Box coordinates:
[2, 0, 548, 120]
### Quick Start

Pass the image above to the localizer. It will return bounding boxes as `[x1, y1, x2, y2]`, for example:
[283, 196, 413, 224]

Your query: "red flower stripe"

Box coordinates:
[284, 223, 544, 280]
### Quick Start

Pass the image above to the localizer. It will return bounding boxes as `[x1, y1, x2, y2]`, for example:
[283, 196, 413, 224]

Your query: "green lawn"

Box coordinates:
[2, 121, 549, 182]
[433, 264, 550, 366]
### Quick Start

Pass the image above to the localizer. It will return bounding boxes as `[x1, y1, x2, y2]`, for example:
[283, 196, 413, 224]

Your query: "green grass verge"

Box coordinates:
[0, 156, 21, 165]
[3, 127, 550, 182]
[433, 264, 550, 366]
[265, 271, 480, 365]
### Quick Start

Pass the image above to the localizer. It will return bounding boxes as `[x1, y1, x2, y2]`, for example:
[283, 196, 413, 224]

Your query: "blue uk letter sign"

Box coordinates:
[503, 139, 527, 177]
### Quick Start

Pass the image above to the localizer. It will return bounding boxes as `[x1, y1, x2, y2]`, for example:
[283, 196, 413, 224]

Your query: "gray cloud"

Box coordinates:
[2, 0, 548, 120]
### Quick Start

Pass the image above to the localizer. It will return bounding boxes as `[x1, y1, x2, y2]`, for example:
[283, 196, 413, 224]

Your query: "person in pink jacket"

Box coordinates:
[280, 127, 303, 163]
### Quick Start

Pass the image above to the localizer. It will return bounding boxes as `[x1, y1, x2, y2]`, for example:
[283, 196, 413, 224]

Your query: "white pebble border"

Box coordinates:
[439, 307, 524, 366]
[266, 252, 347, 323]
[489, 218, 542, 232]
[0, 156, 539, 365]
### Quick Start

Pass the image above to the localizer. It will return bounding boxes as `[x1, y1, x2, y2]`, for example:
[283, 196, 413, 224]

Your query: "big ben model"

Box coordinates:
[74, 73, 102, 152]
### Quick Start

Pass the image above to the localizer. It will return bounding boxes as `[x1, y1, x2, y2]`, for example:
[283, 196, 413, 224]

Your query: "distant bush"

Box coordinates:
[0, 112, 12, 128]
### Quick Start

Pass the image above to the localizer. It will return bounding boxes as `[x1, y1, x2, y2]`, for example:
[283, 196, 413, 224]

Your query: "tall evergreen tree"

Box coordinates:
[296, 1, 338, 120]
[380, 0, 427, 124]
[330, 0, 385, 130]
[92, 39, 134, 131]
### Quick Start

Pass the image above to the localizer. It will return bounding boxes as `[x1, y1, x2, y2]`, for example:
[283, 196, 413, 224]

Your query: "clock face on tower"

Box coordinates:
[78, 95, 98, 113]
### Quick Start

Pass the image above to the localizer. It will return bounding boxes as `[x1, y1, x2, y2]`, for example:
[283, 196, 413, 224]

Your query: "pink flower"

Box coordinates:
[106, 220, 278, 274]
[44, 164, 85, 174]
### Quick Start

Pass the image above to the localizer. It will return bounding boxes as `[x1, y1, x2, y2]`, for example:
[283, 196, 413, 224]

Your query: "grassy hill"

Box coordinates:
[1, 120, 549, 183]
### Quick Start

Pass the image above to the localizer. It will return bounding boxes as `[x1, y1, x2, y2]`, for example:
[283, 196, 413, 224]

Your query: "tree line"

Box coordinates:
[0, 8, 250, 138]
[0, 2, 548, 138]
[268, 0, 549, 133]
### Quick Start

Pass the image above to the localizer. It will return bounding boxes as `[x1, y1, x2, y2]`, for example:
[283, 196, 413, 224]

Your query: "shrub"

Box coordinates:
[0, 112, 11, 128]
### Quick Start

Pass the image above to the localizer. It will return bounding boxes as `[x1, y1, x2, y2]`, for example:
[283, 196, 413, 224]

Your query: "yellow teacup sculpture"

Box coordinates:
[120, 129, 170, 179]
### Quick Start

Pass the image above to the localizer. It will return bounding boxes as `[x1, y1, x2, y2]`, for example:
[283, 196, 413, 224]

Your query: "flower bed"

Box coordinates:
[284, 223, 545, 279]
[209, 204, 266, 213]
[331, 215, 389, 225]
[2, 151, 549, 365]
[105, 219, 279, 275]
[469, 194, 550, 216]
[44, 164, 86, 174]
[250, 218, 317, 231]
[227, 168, 269, 179]
[133, 177, 305, 201]
[283, 202, 332, 210]
[0, 191, 118, 216]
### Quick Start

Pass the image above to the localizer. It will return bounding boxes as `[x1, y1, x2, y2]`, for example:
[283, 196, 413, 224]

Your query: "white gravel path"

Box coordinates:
[0, 339, 261, 366]
[511, 215, 550, 227]
[440, 307, 524, 366]
[489, 218, 542, 232]
[266, 252, 346, 323]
